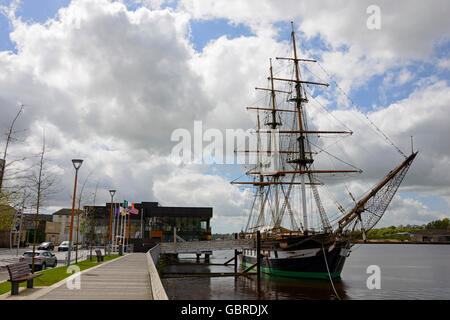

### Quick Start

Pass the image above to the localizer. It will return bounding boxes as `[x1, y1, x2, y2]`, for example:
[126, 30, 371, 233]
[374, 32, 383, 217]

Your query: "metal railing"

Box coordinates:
[64, 249, 91, 264]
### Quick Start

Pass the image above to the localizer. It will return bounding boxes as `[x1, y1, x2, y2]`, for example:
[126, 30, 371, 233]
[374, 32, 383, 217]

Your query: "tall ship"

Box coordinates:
[232, 23, 417, 280]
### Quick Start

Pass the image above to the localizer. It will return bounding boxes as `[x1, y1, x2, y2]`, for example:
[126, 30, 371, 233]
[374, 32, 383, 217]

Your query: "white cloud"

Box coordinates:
[0, 0, 448, 233]
[438, 58, 450, 71]
[381, 196, 448, 227]
[153, 168, 252, 232]
[179, 0, 450, 99]
[178, 0, 450, 60]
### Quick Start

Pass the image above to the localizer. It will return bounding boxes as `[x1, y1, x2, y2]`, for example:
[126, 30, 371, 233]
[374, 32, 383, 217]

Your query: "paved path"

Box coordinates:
[36, 253, 151, 300]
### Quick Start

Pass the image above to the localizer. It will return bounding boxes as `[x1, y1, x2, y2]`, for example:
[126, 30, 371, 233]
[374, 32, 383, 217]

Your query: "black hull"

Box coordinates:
[241, 239, 349, 280]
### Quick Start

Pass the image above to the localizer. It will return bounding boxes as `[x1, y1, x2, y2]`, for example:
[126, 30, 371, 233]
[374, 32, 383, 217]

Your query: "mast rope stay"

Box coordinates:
[315, 61, 407, 158]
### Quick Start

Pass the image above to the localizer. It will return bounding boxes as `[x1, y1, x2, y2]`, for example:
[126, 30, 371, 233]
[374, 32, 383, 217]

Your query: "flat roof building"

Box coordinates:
[83, 201, 212, 245]
[410, 229, 450, 243]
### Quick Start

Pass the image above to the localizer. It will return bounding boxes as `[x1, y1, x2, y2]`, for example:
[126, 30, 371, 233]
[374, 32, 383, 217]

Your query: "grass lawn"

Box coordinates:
[0, 255, 120, 295]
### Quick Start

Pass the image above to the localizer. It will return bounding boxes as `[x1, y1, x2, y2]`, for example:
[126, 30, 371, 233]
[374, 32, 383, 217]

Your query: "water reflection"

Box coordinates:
[161, 245, 450, 300]
[236, 273, 348, 300]
[161, 252, 348, 300]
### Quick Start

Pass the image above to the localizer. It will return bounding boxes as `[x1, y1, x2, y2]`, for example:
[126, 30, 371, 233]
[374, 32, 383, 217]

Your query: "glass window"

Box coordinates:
[193, 217, 200, 231]
[23, 252, 39, 257]
[201, 221, 207, 230]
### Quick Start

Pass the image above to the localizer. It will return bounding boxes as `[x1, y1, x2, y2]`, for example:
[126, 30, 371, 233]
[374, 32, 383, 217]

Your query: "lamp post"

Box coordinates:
[67, 159, 83, 267]
[108, 189, 116, 256]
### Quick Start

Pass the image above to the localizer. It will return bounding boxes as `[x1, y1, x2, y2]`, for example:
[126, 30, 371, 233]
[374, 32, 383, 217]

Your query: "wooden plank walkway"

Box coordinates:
[37, 253, 151, 300]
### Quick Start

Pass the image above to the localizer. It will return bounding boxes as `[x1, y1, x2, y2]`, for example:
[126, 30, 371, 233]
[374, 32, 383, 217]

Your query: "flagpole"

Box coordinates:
[140, 208, 143, 239]
[120, 211, 123, 245]
[121, 211, 124, 245]
[112, 203, 115, 252]
[114, 203, 118, 251]
[127, 213, 130, 247]
[116, 204, 120, 245]
[122, 212, 125, 247]
[125, 206, 128, 248]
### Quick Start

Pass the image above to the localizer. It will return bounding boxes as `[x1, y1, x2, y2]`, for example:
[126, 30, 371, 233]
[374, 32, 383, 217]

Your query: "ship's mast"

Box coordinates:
[257, 113, 265, 228]
[290, 22, 310, 235]
[269, 58, 280, 224]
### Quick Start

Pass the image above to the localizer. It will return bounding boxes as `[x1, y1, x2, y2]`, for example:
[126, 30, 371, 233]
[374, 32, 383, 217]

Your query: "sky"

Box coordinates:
[0, 0, 449, 233]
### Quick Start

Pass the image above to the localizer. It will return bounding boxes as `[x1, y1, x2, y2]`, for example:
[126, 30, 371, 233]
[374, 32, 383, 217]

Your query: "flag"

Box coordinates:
[116, 207, 120, 215]
[131, 203, 135, 209]
[129, 208, 139, 215]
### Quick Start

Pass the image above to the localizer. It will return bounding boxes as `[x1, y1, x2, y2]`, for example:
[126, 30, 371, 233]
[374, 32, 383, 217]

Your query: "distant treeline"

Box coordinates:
[351, 218, 449, 240]
[211, 233, 234, 240]
[212, 218, 450, 241]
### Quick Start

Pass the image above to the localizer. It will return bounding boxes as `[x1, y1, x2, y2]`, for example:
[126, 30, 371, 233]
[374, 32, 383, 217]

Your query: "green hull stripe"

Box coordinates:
[241, 261, 341, 280]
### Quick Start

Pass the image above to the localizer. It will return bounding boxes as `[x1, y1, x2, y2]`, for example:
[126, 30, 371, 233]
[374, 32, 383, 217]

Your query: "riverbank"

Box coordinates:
[354, 239, 450, 244]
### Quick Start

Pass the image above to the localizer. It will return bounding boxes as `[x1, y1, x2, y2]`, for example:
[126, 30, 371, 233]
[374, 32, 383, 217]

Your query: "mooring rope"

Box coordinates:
[321, 242, 341, 300]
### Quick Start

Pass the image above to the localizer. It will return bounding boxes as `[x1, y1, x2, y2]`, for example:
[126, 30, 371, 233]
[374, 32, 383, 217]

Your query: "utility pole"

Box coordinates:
[108, 190, 116, 256]
[67, 159, 83, 268]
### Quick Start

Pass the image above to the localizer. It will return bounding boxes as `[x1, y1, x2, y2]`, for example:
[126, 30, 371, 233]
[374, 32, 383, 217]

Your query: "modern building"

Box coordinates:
[410, 229, 450, 243]
[11, 213, 54, 246]
[6, 208, 86, 247]
[52, 208, 84, 245]
[83, 201, 212, 245]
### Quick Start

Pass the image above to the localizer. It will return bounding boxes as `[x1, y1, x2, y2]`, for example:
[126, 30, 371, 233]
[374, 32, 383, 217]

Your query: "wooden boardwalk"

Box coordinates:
[37, 253, 151, 300]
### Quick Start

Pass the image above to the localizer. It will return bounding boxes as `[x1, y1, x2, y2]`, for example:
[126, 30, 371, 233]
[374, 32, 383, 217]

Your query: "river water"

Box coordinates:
[161, 244, 450, 300]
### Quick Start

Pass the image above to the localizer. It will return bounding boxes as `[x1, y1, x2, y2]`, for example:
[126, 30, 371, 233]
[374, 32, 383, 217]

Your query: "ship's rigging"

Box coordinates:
[231, 22, 417, 239]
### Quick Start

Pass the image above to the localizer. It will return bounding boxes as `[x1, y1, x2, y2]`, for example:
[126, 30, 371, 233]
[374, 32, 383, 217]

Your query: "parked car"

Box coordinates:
[58, 241, 70, 251]
[19, 250, 57, 270]
[38, 242, 54, 251]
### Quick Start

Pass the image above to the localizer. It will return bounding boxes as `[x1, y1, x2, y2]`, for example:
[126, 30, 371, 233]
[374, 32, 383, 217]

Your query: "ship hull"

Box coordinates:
[241, 239, 350, 280]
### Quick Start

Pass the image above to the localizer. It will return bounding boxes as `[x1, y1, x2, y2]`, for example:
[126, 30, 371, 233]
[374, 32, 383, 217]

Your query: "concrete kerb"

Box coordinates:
[145, 250, 168, 300]
[1, 254, 128, 300]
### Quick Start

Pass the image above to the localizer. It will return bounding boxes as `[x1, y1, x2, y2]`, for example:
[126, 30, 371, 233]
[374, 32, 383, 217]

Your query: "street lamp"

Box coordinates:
[108, 189, 116, 256]
[67, 159, 83, 267]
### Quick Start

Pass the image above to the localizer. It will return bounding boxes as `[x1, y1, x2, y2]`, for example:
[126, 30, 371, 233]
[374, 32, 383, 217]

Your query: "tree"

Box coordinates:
[0, 104, 25, 192]
[0, 104, 27, 248]
[87, 179, 100, 260]
[425, 218, 450, 230]
[27, 132, 58, 272]
[0, 203, 16, 247]
[74, 170, 93, 262]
